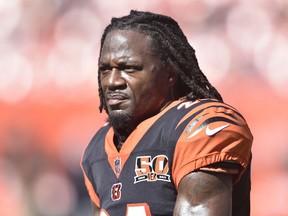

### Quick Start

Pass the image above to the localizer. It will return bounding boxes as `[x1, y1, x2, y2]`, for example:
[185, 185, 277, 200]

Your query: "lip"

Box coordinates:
[107, 98, 127, 106]
[106, 93, 129, 106]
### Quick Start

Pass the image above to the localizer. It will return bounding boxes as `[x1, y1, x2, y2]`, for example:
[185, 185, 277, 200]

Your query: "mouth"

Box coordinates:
[106, 92, 129, 107]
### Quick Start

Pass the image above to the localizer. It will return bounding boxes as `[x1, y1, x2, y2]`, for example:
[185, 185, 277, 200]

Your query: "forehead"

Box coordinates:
[101, 30, 154, 56]
[105, 29, 152, 44]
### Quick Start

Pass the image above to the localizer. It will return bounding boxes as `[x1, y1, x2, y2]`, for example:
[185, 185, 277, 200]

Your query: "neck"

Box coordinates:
[112, 97, 177, 151]
[113, 129, 130, 151]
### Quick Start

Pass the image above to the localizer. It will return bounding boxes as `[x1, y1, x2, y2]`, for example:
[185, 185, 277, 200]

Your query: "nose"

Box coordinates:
[106, 68, 126, 90]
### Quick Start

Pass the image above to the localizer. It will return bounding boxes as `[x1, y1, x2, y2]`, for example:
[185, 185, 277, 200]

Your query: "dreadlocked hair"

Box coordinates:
[98, 10, 223, 112]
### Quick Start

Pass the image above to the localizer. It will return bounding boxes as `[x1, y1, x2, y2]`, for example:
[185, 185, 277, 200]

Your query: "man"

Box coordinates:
[81, 10, 253, 216]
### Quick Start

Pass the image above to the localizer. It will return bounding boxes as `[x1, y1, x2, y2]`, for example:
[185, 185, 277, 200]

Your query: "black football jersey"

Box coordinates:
[81, 99, 253, 215]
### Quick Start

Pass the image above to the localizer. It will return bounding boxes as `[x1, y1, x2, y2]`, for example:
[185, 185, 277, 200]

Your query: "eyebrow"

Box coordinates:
[99, 57, 142, 66]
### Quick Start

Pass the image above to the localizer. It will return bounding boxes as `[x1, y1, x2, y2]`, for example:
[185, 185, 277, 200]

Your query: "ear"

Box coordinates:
[167, 67, 177, 87]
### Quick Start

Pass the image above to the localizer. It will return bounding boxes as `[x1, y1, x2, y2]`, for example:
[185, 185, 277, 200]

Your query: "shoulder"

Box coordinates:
[170, 99, 253, 187]
[166, 99, 244, 120]
[165, 99, 251, 139]
[174, 99, 250, 132]
[82, 124, 110, 163]
[174, 99, 253, 150]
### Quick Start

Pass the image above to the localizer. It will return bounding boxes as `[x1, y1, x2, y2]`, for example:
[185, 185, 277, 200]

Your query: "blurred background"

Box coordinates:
[0, 0, 287, 215]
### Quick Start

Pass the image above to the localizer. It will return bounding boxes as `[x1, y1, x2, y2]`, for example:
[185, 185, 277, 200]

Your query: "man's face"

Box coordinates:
[99, 30, 174, 129]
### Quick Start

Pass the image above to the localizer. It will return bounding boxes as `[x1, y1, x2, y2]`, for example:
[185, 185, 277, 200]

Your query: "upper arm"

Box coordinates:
[174, 171, 232, 216]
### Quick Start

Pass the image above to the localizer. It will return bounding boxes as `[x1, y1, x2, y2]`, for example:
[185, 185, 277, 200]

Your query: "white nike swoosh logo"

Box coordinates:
[206, 124, 229, 136]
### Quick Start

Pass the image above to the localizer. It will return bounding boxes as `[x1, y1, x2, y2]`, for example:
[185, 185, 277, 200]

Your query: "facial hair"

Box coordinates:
[108, 111, 134, 130]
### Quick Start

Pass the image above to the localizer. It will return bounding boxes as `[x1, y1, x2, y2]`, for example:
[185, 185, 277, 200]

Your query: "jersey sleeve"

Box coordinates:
[80, 127, 109, 208]
[80, 156, 100, 207]
[171, 102, 253, 189]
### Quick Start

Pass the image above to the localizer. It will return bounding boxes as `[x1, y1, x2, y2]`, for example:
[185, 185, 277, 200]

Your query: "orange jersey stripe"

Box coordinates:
[172, 100, 253, 188]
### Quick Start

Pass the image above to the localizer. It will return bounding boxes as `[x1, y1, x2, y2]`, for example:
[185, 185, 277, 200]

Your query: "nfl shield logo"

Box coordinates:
[114, 158, 121, 174]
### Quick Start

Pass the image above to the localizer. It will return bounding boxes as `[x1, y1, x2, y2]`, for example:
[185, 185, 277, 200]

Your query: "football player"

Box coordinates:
[81, 10, 253, 216]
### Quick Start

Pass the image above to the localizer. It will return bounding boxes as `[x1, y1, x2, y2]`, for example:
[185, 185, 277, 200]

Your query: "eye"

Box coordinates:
[121, 65, 142, 73]
[99, 66, 111, 74]
[124, 67, 137, 73]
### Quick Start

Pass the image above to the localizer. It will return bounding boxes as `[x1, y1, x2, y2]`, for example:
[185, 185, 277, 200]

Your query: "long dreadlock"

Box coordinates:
[98, 10, 223, 112]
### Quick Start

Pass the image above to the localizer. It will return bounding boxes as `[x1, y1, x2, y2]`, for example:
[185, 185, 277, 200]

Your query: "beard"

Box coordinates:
[108, 111, 134, 130]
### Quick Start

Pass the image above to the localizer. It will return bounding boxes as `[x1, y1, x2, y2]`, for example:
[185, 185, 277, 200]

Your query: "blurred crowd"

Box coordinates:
[0, 0, 288, 215]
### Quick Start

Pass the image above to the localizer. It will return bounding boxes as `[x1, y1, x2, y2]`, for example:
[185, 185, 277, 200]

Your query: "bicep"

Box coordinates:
[174, 171, 232, 216]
